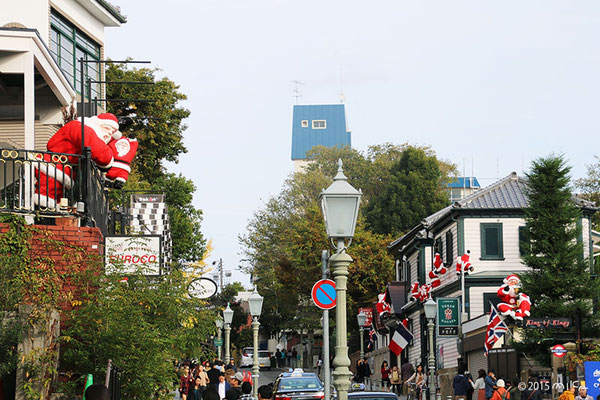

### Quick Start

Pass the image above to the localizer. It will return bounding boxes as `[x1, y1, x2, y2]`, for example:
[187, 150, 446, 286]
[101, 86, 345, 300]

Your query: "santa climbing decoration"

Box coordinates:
[34, 112, 138, 209]
[497, 274, 531, 321]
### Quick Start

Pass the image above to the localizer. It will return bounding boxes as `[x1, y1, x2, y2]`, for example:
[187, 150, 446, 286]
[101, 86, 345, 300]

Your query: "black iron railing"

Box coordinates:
[105, 360, 122, 400]
[0, 147, 109, 235]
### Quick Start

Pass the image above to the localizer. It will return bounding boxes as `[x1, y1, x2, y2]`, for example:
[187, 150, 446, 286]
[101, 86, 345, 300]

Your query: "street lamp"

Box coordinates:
[215, 318, 223, 360]
[223, 303, 234, 364]
[319, 159, 362, 400]
[423, 298, 437, 400]
[356, 311, 368, 360]
[248, 289, 264, 399]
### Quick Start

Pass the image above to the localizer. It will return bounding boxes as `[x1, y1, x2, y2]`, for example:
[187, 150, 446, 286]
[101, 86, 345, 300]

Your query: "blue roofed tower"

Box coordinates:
[291, 104, 351, 172]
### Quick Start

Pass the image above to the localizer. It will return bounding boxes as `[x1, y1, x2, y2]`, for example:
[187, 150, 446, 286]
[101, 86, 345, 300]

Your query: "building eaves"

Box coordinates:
[95, 0, 127, 23]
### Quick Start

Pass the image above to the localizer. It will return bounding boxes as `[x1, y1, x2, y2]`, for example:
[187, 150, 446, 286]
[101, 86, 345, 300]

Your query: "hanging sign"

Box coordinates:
[105, 235, 161, 275]
[437, 297, 460, 337]
[359, 307, 373, 326]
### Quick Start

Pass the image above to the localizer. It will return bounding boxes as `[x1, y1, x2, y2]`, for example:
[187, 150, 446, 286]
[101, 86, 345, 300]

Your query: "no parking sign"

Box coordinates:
[311, 279, 336, 310]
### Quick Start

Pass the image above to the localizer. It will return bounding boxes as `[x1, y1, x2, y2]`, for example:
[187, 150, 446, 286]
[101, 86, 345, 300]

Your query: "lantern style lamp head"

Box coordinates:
[424, 298, 437, 320]
[357, 311, 368, 328]
[319, 159, 362, 249]
[223, 303, 234, 325]
[215, 318, 223, 329]
[248, 289, 264, 318]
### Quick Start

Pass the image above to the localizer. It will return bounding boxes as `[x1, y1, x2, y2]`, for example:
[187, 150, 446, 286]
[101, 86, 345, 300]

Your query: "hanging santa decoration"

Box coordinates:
[497, 274, 531, 321]
[34, 113, 121, 208]
[428, 253, 447, 288]
[105, 136, 139, 188]
[456, 250, 474, 275]
[376, 292, 391, 317]
[409, 282, 432, 303]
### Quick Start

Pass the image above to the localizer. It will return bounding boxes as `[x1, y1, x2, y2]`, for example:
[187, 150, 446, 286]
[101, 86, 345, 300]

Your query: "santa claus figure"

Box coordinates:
[497, 274, 531, 321]
[34, 113, 120, 208]
[455, 250, 474, 275]
[409, 282, 421, 302]
[105, 136, 138, 187]
[376, 292, 391, 316]
[418, 284, 431, 302]
[428, 253, 447, 288]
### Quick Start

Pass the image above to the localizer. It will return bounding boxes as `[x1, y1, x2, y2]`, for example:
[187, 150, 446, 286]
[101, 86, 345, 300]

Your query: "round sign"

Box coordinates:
[551, 344, 567, 358]
[311, 279, 337, 310]
[189, 278, 218, 299]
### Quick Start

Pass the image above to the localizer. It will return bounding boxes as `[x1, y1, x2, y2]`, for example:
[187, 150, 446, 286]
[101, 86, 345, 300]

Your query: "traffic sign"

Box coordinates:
[312, 279, 336, 310]
[214, 338, 223, 347]
[551, 344, 567, 358]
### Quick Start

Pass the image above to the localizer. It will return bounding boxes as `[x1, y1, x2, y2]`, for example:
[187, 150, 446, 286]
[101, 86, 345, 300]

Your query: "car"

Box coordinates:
[348, 391, 399, 400]
[240, 347, 271, 370]
[272, 369, 325, 400]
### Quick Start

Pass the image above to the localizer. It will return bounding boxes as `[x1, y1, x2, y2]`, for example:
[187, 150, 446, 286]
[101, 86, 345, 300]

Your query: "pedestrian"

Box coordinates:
[292, 348, 298, 368]
[484, 370, 497, 400]
[203, 386, 220, 400]
[215, 373, 231, 400]
[180, 365, 193, 400]
[225, 372, 244, 400]
[453, 366, 471, 400]
[197, 364, 210, 390]
[401, 361, 414, 397]
[522, 378, 542, 400]
[279, 349, 286, 368]
[380, 361, 391, 391]
[575, 386, 593, 400]
[258, 384, 273, 400]
[226, 359, 237, 373]
[189, 377, 205, 400]
[286, 350, 292, 367]
[356, 359, 364, 383]
[491, 379, 510, 400]
[239, 381, 253, 400]
[390, 365, 402, 395]
[276, 349, 282, 368]
[207, 363, 221, 388]
[559, 385, 576, 400]
[362, 358, 372, 390]
[84, 384, 110, 400]
[469, 369, 487, 400]
[508, 379, 521, 400]
[405, 365, 425, 399]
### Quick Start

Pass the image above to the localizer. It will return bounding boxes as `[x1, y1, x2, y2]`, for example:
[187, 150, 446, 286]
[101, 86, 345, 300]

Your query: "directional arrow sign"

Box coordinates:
[312, 279, 336, 310]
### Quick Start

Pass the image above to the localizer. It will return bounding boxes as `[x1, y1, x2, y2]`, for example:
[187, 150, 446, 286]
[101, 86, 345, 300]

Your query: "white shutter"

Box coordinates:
[468, 349, 487, 374]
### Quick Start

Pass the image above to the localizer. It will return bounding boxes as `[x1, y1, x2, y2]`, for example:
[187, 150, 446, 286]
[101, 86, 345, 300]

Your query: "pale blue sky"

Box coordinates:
[106, 1, 600, 286]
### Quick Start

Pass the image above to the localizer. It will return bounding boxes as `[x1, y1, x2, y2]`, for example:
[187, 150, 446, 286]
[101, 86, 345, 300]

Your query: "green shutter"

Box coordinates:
[519, 226, 530, 256]
[445, 231, 453, 264]
[480, 223, 504, 260]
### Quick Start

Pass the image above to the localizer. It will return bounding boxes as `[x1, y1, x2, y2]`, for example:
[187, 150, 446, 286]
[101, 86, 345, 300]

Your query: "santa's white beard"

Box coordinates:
[78, 117, 111, 144]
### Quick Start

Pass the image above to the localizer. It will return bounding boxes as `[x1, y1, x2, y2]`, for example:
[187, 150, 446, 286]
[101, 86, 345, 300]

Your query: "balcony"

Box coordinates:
[0, 147, 109, 235]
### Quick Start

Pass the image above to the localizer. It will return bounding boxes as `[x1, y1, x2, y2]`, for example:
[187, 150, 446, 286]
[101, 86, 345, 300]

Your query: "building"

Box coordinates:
[290, 104, 351, 173]
[374, 172, 596, 396]
[447, 176, 481, 202]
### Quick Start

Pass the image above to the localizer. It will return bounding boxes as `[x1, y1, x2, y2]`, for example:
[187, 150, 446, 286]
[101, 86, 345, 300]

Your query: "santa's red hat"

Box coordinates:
[84, 113, 122, 141]
[504, 274, 520, 284]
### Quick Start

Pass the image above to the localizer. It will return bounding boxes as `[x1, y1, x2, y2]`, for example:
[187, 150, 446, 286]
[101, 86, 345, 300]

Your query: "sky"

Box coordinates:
[105, 1, 600, 287]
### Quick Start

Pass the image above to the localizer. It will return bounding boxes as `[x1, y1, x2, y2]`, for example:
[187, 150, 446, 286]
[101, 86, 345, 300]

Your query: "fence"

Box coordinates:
[0, 147, 109, 235]
[105, 360, 122, 400]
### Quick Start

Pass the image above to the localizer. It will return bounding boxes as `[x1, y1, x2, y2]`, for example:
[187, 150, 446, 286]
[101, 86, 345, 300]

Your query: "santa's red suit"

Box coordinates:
[106, 137, 138, 184]
[376, 292, 391, 316]
[34, 113, 120, 208]
[497, 274, 530, 320]
[428, 253, 447, 288]
[455, 251, 474, 275]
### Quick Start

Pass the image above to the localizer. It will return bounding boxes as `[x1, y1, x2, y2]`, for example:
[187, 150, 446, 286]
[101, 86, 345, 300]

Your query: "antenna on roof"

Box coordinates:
[292, 80, 304, 105]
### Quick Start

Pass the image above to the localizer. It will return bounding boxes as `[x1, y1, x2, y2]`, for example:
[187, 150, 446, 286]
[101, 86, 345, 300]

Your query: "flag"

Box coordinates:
[389, 322, 413, 356]
[484, 304, 509, 356]
[367, 327, 376, 351]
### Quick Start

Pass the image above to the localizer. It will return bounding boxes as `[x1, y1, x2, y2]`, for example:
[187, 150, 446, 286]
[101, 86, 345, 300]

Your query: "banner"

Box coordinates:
[105, 235, 161, 275]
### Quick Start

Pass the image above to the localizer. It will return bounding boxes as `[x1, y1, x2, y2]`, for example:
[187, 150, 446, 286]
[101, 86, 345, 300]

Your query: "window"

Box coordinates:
[519, 226, 530, 256]
[445, 231, 454, 265]
[417, 252, 425, 284]
[312, 120, 326, 129]
[483, 293, 502, 314]
[301, 120, 308, 128]
[480, 223, 504, 259]
[50, 10, 101, 99]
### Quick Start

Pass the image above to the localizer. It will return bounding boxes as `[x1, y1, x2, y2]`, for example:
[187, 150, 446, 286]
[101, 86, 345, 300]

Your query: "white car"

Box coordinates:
[240, 347, 271, 370]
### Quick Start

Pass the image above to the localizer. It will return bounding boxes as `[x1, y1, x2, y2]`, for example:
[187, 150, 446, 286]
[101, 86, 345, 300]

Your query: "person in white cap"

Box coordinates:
[491, 379, 510, 400]
[575, 385, 593, 400]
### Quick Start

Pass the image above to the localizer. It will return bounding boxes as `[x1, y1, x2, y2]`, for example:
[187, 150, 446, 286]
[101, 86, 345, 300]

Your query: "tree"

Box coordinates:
[576, 156, 600, 229]
[519, 155, 600, 365]
[365, 146, 451, 236]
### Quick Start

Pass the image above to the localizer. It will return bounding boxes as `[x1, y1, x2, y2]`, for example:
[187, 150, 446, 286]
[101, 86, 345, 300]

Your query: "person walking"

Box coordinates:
[380, 361, 391, 391]
[356, 359, 364, 383]
[559, 385, 576, 400]
[215, 373, 231, 400]
[484, 370, 497, 400]
[508, 379, 521, 400]
[469, 369, 487, 400]
[362, 358, 372, 390]
[522, 378, 542, 400]
[453, 367, 471, 400]
[238, 382, 254, 400]
[490, 379, 510, 400]
[292, 348, 298, 368]
[390, 365, 402, 395]
[574, 386, 593, 400]
[401, 361, 415, 397]
[225, 372, 244, 400]
[189, 377, 205, 400]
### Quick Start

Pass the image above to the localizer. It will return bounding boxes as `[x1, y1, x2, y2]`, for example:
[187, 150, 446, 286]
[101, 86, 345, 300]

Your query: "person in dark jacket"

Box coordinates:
[401, 362, 415, 396]
[522, 377, 543, 400]
[362, 358, 372, 389]
[485, 370, 497, 400]
[453, 367, 471, 400]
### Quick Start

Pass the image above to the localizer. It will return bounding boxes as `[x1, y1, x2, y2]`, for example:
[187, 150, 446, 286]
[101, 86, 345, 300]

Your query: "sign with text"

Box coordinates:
[584, 361, 600, 400]
[105, 235, 161, 275]
[524, 318, 572, 329]
[359, 307, 373, 327]
[437, 297, 460, 337]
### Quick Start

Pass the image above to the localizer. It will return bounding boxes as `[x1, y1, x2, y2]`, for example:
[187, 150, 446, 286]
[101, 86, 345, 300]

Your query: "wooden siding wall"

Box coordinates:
[0, 121, 60, 151]
[433, 223, 459, 289]
[463, 217, 527, 273]
[408, 310, 421, 366]
[582, 216, 591, 259]
[469, 286, 495, 318]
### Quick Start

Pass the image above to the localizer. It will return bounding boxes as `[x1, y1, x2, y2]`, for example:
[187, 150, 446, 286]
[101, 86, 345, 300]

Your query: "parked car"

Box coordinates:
[272, 369, 325, 400]
[240, 347, 271, 370]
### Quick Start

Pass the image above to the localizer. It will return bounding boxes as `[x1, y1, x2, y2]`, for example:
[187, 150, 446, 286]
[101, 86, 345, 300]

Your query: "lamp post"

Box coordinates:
[423, 298, 437, 400]
[248, 289, 264, 400]
[223, 303, 234, 364]
[319, 159, 362, 400]
[356, 311, 368, 360]
[215, 318, 223, 360]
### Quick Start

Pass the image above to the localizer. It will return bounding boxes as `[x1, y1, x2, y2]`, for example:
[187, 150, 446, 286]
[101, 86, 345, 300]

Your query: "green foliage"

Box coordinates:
[62, 267, 217, 399]
[576, 155, 600, 229]
[365, 146, 451, 236]
[520, 155, 600, 365]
